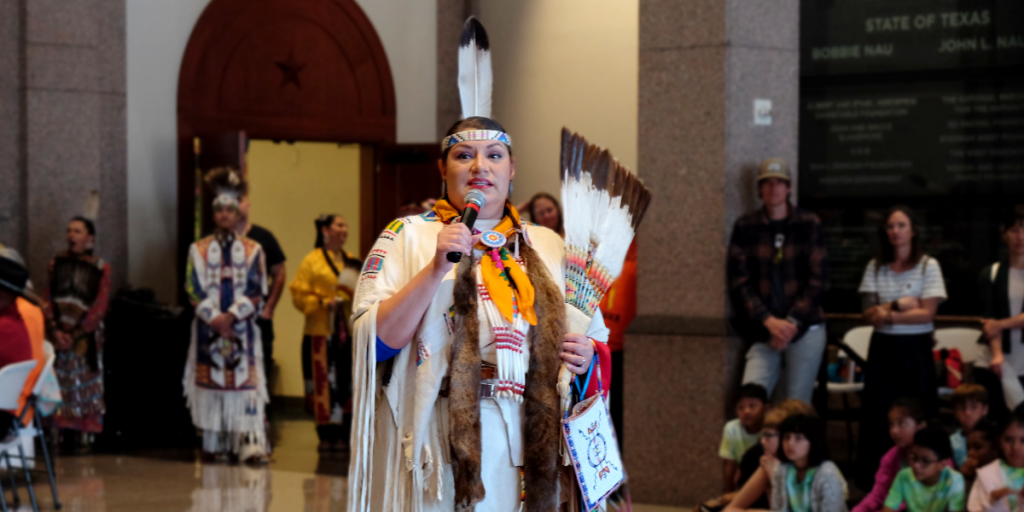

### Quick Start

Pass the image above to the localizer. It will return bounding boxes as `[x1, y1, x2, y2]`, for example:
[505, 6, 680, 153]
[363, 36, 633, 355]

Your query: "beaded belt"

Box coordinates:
[439, 363, 498, 398]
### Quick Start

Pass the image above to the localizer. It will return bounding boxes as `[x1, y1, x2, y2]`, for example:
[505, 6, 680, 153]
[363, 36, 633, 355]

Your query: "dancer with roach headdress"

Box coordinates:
[182, 167, 269, 465]
[347, 17, 650, 511]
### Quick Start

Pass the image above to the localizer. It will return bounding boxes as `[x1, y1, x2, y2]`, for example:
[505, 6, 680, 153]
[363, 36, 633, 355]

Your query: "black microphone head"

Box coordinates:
[464, 189, 487, 208]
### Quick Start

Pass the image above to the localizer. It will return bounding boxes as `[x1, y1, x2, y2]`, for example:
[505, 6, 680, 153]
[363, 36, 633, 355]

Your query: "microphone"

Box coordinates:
[447, 189, 487, 263]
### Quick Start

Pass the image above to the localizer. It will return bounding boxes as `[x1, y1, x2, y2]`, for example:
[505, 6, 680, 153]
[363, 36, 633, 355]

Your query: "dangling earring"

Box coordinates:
[508, 180, 514, 197]
[441, 181, 448, 199]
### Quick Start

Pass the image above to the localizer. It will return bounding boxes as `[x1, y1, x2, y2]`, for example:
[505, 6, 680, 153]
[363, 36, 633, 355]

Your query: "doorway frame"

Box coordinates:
[176, 0, 396, 302]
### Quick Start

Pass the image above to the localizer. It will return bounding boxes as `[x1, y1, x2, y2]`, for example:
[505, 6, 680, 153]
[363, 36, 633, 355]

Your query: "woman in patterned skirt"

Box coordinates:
[44, 216, 111, 453]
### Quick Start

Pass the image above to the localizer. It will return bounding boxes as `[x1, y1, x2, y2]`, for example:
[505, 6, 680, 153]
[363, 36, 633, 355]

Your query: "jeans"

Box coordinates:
[741, 325, 826, 403]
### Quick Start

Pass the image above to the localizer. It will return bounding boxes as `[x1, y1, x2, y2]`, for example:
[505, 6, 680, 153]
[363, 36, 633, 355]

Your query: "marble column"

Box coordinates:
[0, 0, 126, 290]
[0, 0, 24, 251]
[626, 0, 799, 505]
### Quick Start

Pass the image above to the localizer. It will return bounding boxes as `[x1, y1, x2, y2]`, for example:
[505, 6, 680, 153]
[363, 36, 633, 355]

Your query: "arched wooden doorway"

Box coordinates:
[176, 0, 397, 293]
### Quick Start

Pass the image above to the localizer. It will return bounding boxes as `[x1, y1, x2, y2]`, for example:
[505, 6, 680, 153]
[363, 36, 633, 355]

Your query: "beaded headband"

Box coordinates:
[441, 130, 513, 152]
[212, 193, 240, 210]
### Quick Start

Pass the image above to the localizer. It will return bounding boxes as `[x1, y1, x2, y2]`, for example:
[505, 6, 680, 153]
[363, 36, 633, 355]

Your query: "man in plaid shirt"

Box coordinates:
[727, 158, 829, 403]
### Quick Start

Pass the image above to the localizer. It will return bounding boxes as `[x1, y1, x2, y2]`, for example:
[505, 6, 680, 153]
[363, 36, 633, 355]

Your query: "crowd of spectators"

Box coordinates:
[710, 157, 1024, 511]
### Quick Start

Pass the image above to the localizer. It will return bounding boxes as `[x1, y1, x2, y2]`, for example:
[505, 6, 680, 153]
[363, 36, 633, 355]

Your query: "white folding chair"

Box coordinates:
[826, 326, 872, 457]
[934, 327, 983, 397]
[827, 326, 872, 394]
[0, 360, 39, 512]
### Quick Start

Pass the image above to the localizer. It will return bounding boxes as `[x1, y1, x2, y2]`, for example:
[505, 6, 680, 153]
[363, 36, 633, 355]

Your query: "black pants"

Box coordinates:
[855, 331, 939, 489]
[610, 350, 624, 452]
[256, 317, 274, 424]
[256, 317, 275, 390]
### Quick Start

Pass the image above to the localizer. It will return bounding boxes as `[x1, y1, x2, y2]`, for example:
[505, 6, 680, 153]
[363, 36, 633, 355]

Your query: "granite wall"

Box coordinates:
[0, 0, 24, 253]
[626, 0, 799, 505]
[0, 0, 126, 291]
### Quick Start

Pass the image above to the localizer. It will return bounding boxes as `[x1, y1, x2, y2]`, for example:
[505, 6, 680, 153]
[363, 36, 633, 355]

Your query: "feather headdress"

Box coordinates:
[441, 17, 513, 153]
[204, 166, 247, 208]
[458, 17, 492, 119]
[558, 128, 651, 403]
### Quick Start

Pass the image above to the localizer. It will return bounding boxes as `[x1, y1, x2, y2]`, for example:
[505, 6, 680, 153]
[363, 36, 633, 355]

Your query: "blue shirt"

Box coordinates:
[376, 337, 401, 361]
[950, 430, 967, 468]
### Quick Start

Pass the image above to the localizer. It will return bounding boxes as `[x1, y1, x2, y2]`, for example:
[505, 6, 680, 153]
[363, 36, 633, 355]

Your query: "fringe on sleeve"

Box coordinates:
[348, 302, 380, 512]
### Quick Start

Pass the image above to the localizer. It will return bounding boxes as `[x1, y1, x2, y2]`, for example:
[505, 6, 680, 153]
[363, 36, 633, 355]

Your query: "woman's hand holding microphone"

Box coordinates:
[433, 223, 481, 275]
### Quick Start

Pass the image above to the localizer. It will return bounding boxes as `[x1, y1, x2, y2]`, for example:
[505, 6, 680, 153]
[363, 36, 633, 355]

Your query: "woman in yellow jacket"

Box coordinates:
[290, 214, 362, 453]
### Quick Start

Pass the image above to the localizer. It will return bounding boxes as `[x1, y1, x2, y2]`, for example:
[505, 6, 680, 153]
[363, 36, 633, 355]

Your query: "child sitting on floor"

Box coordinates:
[960, 418, 1000, 483]
[968, 408, 1024, 511]
[854, 397, 934, 512]
[720, 383, 770, 492]
[722, 400, 818, 512]
[952, 384, 991, 469]
[769, 414, 848, 511]
[882, 424, 966, 512]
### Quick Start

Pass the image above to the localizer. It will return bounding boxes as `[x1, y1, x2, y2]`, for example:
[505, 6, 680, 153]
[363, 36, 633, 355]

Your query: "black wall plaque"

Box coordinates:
[800, 79, 1024, 199]
[799, 2, 1024, 315]
[802, 0, 1024, 76]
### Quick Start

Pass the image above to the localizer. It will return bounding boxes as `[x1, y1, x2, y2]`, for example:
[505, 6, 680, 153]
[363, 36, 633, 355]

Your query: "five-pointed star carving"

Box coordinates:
[275, 49, 306, 89]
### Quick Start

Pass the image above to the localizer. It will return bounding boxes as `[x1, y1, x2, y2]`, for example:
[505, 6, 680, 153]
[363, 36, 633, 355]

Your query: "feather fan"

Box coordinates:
[558, 128, 651, 402]
[458, 17, 492, 119]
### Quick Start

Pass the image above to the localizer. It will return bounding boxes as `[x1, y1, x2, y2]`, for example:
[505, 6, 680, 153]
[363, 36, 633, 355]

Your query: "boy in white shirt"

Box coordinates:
[720, 383, 769, 491]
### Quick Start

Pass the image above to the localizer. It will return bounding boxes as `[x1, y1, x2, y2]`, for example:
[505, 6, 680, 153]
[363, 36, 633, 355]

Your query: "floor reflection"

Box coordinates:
[2, 417, 681, 511]
[302, 474, 346, 512]
[189, 465, 271, 512]
[3, 418, 346, 512]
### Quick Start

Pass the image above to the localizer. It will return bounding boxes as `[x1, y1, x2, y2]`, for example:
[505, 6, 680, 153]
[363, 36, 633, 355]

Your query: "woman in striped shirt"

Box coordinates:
[855, 206, 948, 493]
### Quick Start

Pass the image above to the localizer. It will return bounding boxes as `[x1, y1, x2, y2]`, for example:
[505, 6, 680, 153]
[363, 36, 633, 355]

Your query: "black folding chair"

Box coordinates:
[20, 396, 61, 510]
[0, 409, 38, 512]
[1, 391, 62, 511]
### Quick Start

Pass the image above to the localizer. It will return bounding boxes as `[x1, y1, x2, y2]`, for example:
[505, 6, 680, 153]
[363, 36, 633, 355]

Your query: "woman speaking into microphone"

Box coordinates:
[348, 18, 615, 511]
[347, 113, 610, 511]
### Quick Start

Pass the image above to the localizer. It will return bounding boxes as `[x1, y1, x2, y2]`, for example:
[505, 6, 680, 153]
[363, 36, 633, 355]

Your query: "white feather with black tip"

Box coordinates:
[458, 17, 492, 119]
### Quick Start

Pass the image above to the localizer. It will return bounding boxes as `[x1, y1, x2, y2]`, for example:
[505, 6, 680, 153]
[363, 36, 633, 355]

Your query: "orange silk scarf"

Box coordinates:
[433, 199, 537, 326]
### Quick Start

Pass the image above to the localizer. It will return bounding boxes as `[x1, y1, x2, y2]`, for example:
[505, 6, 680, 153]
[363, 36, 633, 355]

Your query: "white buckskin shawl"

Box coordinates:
[347, 212, 608, 511]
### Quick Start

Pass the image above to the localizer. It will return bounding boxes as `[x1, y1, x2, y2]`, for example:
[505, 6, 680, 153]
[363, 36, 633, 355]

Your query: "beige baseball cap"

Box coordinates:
[757, 158, 791, 183]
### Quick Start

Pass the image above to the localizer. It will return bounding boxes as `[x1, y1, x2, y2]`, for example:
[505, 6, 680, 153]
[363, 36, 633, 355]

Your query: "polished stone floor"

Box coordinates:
[1, 418, 683, 512]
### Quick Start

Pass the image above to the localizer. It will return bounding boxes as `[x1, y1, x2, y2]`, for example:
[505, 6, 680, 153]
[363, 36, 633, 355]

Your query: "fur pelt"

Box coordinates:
[449, 256, 485, 509]
[447, 239, 567, 512]
[520, 241, 567, 512]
